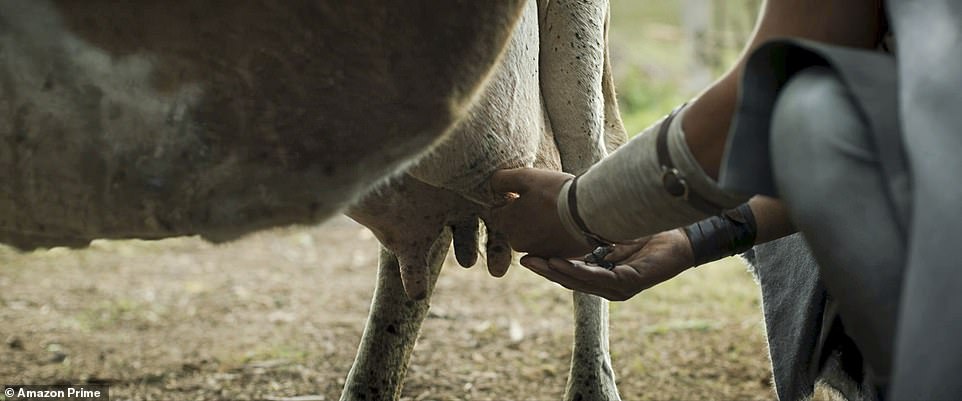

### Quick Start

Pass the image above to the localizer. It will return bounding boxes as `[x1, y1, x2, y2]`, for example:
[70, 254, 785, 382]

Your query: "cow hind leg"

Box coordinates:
[566, 292, 619, 401]
[340, 232, 450, 401]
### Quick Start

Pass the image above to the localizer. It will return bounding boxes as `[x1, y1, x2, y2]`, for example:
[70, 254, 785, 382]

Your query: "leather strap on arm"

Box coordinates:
[657, 106, 728, 216]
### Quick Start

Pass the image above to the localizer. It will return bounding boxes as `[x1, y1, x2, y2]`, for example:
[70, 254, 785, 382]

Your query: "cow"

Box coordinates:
[1, 1, 624, 400]
[342, 0, 626, 398]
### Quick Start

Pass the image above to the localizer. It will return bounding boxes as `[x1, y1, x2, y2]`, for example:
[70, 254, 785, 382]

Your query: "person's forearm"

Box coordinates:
[749, 195, 795, 244]
[564, 106, 748, 244]
[559, 0, 883, 245]
[683, 0, 886, 179]
[682, 195, 796, 266]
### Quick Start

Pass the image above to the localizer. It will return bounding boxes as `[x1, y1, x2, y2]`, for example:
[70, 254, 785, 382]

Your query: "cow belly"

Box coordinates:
[0, 12, 362, 247]
[407, 0, 559, 205]
[0, 1, 528, 249]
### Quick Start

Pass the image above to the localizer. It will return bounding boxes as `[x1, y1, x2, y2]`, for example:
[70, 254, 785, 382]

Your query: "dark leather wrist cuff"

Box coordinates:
[683, 203, 757, 266]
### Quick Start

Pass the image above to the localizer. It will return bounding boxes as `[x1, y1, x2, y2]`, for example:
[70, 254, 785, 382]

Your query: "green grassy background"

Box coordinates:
[609, 0, 760, 134]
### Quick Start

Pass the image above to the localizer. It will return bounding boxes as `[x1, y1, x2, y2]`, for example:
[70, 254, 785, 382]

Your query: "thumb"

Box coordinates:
[489, 168, 535, 195]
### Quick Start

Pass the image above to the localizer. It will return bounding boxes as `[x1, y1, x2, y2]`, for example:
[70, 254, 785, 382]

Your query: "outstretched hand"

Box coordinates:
[519, 229, 695, 301]
[488, 168, 593, 258]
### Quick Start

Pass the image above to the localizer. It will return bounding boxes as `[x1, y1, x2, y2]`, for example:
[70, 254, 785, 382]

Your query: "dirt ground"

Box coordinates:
[0, 216, 784, 401]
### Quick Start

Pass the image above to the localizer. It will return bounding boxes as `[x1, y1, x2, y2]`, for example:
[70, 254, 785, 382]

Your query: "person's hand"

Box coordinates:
[489, 168, 593, 258]
[519, 229, 695, 301]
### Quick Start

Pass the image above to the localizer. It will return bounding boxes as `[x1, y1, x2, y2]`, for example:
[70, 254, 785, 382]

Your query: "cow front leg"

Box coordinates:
[539, 0, 625, 397]
[340, 232, 450, 401]
[565, 292, 621, 401]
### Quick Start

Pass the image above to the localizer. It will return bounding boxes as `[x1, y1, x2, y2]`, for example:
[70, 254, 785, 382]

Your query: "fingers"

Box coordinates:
[487, 168, 586, 257]
[520, 256, 582, 290]
[516, 230, 697, 301]
[520, 255, 623, 299]
[548, 258, 617, 281]
[489, 168, 535, 195]
[519, 255, 550, 273]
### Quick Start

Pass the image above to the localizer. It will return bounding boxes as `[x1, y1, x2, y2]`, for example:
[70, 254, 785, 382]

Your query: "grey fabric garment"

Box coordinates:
[725, 10, 962, 395]
[748, 235, 831, 400]
[714, 3, 962, 397]
[721, 40, 908, 213]
[884, 2, 962, 399]
[771, 65, 906, 390]
[750, 236, 877, 401]
[722, 40, 908, 399]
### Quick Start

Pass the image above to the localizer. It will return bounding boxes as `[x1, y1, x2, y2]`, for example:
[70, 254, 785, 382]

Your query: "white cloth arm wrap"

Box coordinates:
[557, 106, 749, 244]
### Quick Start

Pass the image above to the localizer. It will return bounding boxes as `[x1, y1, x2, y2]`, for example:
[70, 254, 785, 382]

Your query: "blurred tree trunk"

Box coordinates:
[681, 0, 713, 93]
[682, 0, 762, 94]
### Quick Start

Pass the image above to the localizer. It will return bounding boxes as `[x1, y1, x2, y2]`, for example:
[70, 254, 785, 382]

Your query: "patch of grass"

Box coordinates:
[609, 257, 760, 321]
[609, 0, 689, 135]
[641, 319, 720, 335]
[615, 70, 687, 136]
[76, 298, 165, 331]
